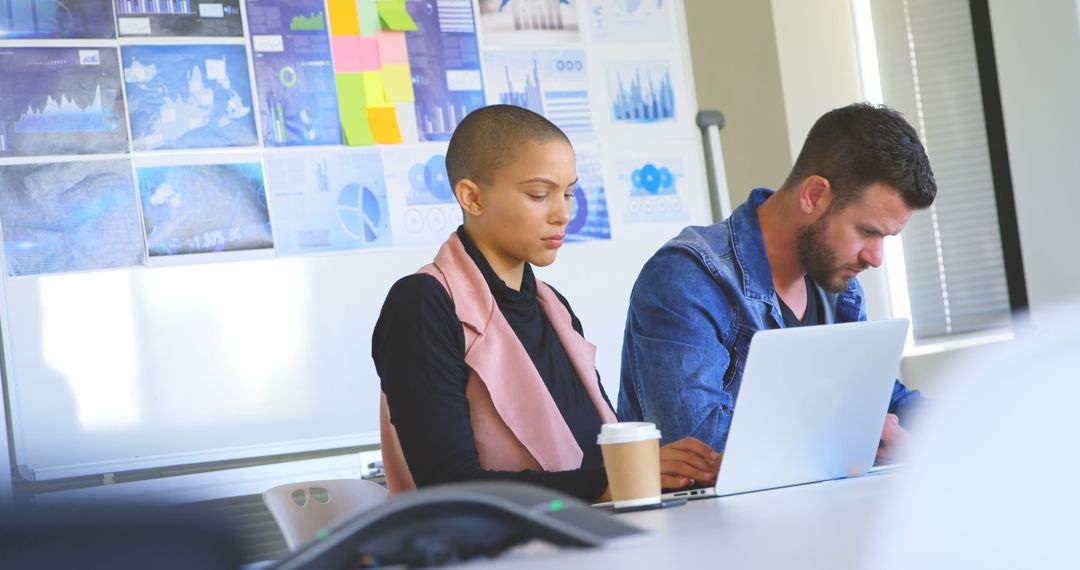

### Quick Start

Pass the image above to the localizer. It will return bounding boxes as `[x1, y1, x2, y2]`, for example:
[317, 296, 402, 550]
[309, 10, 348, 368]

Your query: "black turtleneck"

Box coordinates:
[371, 227, 611, 500]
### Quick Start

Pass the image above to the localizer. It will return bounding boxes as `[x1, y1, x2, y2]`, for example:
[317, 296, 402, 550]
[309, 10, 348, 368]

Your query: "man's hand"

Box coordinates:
[659, 437, 722, 489]
[876, 413, 909, 464]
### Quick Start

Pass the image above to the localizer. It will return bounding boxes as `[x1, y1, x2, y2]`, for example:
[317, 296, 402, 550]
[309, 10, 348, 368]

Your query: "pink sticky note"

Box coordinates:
[331, 35, 380, 73]
[377, 31, 409, 66]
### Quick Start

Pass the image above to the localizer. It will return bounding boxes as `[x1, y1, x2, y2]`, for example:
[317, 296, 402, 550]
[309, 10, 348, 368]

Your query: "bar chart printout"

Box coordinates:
[405, 0, 486, 141]
[607, 60, 676, 123]
[115, 0, 244, 37]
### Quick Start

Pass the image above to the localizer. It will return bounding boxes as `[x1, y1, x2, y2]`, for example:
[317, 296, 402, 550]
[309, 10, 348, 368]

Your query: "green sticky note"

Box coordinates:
[376, 0, 418, 31]
[357, 0, 379, 36]
[336, 73, 375, 145]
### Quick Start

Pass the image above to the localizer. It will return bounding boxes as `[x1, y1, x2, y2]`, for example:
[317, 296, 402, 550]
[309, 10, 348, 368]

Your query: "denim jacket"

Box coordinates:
[618, 188, 921, 451]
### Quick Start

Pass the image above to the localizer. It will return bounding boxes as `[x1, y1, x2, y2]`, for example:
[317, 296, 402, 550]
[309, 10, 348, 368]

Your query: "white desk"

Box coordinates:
[470, 472, 896, 568]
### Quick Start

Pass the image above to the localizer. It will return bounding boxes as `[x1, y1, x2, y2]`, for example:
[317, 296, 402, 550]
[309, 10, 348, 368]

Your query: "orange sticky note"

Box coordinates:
[381, 64, 414, 102]
[331, 35, 380, 72]
[368, 106, 402, 144]
[328, 0, 360, 35]
[377, 31, 409, 65]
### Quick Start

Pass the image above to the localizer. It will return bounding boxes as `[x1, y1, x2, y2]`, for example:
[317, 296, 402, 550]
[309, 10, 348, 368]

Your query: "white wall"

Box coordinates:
[987, 0, 1080, 321]
[771, 0, 864, 164]
[684, 0, 792, 208]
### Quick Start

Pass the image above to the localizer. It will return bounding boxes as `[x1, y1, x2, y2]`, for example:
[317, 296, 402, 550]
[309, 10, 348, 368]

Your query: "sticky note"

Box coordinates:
[336, 73, 375, 145]
[331, 35, 380, 72]
[328, 0, 360, 35]
[357, 0, 379, 36]
[376, 0, 418, 31]
[368, 106, 402, 144]
[362, 71, 392, 108]
[381, 64, 414, 102]
[376, 31, 409, 65]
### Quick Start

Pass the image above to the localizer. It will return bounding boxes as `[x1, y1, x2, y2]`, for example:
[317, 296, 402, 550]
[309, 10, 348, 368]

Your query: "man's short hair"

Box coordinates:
[445, 104, 571, 188]
[783, 103, 937, 210]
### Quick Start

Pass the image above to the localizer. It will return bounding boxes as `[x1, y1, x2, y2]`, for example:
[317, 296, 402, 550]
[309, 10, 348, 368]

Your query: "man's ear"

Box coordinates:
[798, 175, 831, 215]
[455, 178, 483, 216]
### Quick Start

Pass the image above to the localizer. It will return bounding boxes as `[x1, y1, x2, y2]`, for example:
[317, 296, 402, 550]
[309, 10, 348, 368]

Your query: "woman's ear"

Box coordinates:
[455, 179, 483, 216]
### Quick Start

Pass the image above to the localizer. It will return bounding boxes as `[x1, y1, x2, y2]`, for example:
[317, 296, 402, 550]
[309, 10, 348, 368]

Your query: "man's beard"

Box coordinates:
[796, 216, 862, 294]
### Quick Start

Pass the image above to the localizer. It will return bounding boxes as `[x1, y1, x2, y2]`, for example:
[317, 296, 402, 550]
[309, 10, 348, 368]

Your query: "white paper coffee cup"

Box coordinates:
[597, 422, 662, 508]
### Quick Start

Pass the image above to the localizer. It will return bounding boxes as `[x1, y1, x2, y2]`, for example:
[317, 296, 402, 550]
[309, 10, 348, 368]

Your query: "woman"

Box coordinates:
[373, 105, 719, 501]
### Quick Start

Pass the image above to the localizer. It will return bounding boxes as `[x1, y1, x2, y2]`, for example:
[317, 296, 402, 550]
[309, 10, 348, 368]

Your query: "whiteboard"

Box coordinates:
[0, 0, 722, 481]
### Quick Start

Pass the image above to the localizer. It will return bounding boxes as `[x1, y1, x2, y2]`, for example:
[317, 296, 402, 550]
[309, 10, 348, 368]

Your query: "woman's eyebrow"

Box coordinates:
[517, 177, 560, 187]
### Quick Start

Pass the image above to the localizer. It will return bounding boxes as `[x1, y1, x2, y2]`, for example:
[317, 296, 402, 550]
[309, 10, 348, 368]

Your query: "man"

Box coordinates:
[618, 103, 936, 462]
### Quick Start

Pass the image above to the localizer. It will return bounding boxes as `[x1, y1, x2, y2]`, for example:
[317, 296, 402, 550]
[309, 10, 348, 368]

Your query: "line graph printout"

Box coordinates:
[0, 47, 129, 157]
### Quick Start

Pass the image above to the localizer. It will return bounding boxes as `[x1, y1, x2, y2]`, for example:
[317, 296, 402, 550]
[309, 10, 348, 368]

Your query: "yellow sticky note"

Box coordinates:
[368, 106, 402, 144]
[380, 64, 415, 103]
[362, 71, 392, 108]
[336, 73, 375, 145]
[328, 0, 361, 35]
[376, 0, 418, 31]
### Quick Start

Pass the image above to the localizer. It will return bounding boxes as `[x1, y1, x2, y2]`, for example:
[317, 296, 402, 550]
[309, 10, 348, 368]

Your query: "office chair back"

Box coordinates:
[263, 478, 388, 550]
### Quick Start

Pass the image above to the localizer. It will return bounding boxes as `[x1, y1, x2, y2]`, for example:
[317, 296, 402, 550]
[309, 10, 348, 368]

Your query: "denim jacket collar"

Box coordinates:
[729, 188, 778, 303]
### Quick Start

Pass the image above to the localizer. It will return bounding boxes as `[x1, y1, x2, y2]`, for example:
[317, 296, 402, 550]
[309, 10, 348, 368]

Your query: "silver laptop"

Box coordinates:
[668, 318, 909, 500]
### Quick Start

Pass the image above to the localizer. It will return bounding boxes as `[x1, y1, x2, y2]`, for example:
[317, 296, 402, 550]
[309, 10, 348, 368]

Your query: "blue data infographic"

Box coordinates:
[137, 162, 273, 256]
[479, 0, 580, 46]
[0, 160, 145, 277]
[122, 45, 258, 151]
[0, 47, 129, 157]
[247, 0, 342, 147]
[382, 143, 461, 247]
[0, 0, 116, 38]
[264, 148, 392, 255]
[586, 0, 673, 43]
[567, 147, 611, 242]
[483, 49, 594, 140]
[115, 0, 243, 37]
[617, 156, 688, 223]
[606, 60, 675, 123]
[405, 0, 486, 141]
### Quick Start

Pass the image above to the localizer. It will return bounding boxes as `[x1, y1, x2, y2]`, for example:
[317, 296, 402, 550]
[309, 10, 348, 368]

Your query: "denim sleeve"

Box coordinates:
[888, 380, 923, 427]
[620, 246, 735, 452]
[850, 278, 924, 427]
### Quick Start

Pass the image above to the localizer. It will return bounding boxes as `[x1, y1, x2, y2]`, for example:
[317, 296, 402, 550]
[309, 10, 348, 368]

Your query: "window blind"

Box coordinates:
[868, 0, 1012, 341]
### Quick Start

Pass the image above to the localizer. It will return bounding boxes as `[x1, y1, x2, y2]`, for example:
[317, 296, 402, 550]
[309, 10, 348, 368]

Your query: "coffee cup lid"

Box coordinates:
[596, 422, 662, 445]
